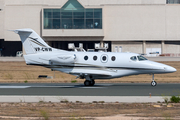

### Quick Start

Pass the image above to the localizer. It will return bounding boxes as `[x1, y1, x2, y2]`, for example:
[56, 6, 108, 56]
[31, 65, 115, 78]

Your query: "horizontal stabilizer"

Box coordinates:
[9, 29, 33, 34]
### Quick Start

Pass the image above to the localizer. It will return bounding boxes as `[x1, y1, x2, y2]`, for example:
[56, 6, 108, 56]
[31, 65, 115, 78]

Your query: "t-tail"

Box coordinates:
[12, 28, 56, 54]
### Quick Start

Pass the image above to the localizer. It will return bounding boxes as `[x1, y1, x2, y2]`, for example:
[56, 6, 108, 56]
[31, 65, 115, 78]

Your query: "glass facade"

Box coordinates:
[44, 8, 102, 29]
[167, 0, 180, 3]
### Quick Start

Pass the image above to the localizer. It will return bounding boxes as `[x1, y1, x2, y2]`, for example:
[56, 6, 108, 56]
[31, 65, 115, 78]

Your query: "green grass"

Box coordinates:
[71, 80, 77, 83]
[24, 80, 28, 83]
[40, 110, 49, 120]
[170, 96, 180, 103]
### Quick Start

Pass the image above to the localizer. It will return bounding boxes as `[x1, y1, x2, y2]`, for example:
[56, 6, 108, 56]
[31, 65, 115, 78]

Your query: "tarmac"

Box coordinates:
[0, 83, 179, 96]
[0, 83, 179, 103]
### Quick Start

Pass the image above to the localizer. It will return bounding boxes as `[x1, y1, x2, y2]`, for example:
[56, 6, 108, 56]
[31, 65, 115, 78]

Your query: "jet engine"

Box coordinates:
[49, 54, 76, 64]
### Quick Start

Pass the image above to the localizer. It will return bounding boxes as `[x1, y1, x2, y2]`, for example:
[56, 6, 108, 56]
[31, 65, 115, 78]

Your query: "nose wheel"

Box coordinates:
[151, 81, 157, 86]
[151, 74, 157, 87]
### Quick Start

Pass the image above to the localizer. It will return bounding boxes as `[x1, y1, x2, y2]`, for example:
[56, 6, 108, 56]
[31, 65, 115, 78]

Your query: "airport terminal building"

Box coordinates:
[0, 0, 180, 56]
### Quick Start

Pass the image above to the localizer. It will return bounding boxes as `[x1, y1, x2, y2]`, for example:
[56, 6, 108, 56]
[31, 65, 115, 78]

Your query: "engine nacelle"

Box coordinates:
[50, 54, 76, 64]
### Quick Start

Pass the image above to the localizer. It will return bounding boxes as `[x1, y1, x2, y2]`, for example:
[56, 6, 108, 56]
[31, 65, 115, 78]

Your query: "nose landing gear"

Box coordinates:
[151, 74, 157, 87]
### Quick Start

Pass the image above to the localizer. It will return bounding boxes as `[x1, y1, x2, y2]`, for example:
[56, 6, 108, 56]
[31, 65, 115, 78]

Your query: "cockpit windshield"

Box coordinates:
[137, 56, 148, 61]
[130, 55, 148, 61]
[130, 56, 137, 61]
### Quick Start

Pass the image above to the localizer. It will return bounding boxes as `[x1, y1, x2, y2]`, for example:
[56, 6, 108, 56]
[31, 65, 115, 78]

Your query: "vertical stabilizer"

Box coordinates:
[13, 28, 52, 54]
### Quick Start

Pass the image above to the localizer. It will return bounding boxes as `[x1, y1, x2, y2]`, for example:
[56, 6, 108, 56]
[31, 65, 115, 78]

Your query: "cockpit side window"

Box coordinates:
[137, 56, 148, 61]
[130, 56, 137, 61]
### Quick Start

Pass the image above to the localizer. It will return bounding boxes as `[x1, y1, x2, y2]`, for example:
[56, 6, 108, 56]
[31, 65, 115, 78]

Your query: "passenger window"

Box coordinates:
[102, 56, 106, 61]
[137, 56, 148, 61]
[111, 56, 116, 61]
[84, 56, 88, 60]
[130, 56, 137, 61]
[101, 54, 108, 63]
[93, 56, 97, 61]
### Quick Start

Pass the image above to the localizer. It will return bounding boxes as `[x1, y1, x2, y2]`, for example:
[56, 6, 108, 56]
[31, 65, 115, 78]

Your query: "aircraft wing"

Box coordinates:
[69, 70, 112, 77]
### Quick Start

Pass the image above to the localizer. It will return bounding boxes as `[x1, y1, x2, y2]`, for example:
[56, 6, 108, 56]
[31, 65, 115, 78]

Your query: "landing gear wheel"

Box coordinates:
[151, 74, 157, 87]
[151, 81, 157, 87]
[90, 80, 95, 86]
[84, 80, 90, 86]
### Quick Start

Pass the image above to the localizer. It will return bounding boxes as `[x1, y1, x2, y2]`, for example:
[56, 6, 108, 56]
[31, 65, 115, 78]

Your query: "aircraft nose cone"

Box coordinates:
[164, 66, 177, 73]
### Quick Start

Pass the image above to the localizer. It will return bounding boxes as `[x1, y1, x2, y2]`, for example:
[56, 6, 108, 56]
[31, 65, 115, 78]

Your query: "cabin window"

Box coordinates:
[137, 56, 148, 61]
[101, 54, 108, 63]
[93, 56, 97, 61]
[130, 56, 137, 61]
[111, 56, 116, 61]
[102, 56, 106, 61]
[84, 56, 88, 60]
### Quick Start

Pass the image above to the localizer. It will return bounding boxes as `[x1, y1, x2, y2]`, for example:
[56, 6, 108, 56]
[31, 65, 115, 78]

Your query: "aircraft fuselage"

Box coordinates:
[24, 51, 176, 79]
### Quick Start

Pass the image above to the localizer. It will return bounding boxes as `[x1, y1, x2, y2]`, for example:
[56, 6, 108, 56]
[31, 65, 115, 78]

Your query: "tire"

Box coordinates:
[84, 80, 90, 86]
[151, 81, 157, 87]
[90, 80, 95, 86]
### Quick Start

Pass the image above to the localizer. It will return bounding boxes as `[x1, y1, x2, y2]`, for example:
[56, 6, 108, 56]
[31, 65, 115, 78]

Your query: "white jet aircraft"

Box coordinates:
[12, 28, 176, 86]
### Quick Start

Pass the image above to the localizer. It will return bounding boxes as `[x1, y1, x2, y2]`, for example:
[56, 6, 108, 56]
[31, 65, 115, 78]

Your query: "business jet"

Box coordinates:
[12, 28, 176, 87]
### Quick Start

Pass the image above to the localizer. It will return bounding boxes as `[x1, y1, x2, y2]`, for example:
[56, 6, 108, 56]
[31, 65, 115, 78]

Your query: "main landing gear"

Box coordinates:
[84, 79, 95, 86]
[151, 74, 157, 87]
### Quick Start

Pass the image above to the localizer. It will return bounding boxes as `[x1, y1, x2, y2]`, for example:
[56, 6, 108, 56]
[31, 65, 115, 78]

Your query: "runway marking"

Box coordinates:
[0, 86, 31, 89]
[32, 86, 74, 88]
[80, 87, 105, 89]
[96, 84, 113, 86]
[31, 86, 106, 89]
[0, 86, 106, 89]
